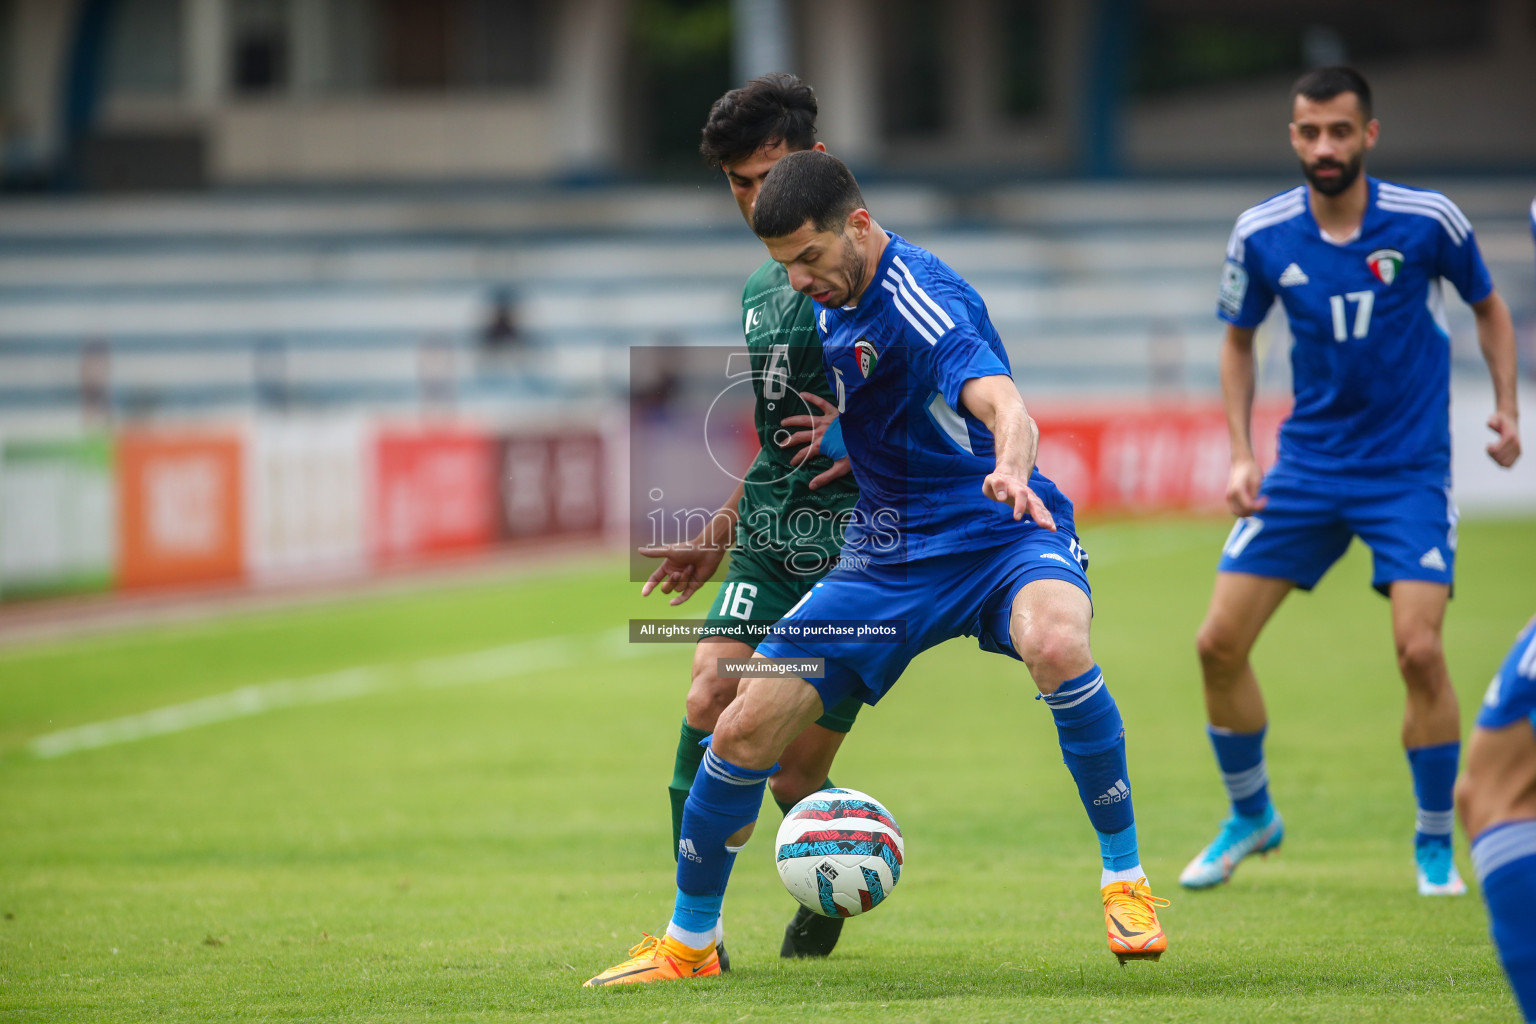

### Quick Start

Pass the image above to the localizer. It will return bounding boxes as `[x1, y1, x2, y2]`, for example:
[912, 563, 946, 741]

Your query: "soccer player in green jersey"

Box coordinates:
[637, 73, 863, 965]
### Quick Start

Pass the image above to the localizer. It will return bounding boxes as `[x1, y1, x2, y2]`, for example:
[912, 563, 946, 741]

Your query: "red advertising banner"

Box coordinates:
[497, 433, 605, 541]
[117, 433, 245, 589]
[373, 427, 500, 563]
[1032, 399, 1289, 513]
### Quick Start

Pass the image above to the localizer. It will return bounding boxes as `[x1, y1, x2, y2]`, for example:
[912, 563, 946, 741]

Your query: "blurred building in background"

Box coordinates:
[4, 0, 1536, 184]
[0, 0, 1533, 602]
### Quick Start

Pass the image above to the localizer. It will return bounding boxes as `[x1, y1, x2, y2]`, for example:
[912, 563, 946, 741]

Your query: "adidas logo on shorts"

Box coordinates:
[1419, 547, 1447, 571]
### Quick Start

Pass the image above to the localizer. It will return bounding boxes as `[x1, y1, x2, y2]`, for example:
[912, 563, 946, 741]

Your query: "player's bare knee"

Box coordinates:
[712, 689, 784, 768]
[709, 708, 759, 765]
[1395, 630, 1445, 685]
[685, 664, 736, 731]
[1014, 618, 1091, 688]
[1454, 772, 1482, 835]
[1454, 768, 1508, 840]
[1196, 618, 1248, 681]
[685, 647, 737, 727]
[684, 689, 727, 732]
[769, 767, 818, 807]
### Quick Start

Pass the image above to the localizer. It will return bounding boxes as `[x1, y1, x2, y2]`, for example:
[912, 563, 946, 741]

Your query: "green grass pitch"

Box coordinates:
[2, 517, 1532, 1022]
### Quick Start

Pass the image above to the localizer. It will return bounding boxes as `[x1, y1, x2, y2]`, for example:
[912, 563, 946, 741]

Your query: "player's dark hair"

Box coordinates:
[699, 73, 818, 168]
[1292, 66, 1373, 120]
[751, 150, 866, 239]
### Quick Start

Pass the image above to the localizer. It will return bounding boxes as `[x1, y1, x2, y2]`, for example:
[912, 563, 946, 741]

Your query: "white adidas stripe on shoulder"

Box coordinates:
[1379, 183, 1473, 233]
[1378, 195, 1467, 245]
[1529, 195, 1536, 224]
[1378, 184, 1473, 245]
[1233, 199, 1306, 238]
[890, 256, 956, 329]
[1227, 188, 1306, 261]
[1378, 187, 1471, 232]
[1234, 186, 1307, 229]
[882, 278, 938, 345]
[884, 268, 948, 339]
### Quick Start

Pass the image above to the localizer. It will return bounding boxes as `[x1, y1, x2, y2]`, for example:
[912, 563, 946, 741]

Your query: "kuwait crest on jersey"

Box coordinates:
[854, 338, 879, 378]
[1367, 248, 1404, 285]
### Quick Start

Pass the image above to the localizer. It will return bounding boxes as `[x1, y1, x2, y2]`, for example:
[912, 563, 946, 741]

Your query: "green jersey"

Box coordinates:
[736, 259, 859, 577]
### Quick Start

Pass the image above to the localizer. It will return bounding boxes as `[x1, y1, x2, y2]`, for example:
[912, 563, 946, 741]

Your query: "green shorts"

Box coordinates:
[701, 550, 863, 734]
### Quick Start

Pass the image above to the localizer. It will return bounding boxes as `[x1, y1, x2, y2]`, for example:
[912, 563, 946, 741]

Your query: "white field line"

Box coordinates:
[25, 529, 1214, 760]
[29, 627, 666, 759]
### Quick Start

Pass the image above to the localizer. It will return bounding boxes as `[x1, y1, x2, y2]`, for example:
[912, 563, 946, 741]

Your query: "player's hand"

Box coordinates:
[1226, 458, 1268, 517]
[637, 539, 728, 606]
[781, 392, 852, 491]
[806, 457, 851, 491]
[983, 471, 1056, 530]
[780, 392, 838, 462]
[1486, 410, 1521, 467]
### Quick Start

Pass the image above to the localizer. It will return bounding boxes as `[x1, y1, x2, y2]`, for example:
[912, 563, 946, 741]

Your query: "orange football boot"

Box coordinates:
[1101, 877, 1170, 964]
[583, 933, 722, 987]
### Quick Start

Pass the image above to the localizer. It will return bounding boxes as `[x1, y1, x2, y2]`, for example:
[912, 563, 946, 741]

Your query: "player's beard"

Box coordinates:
[1302, 151, 1363, 197]
[831, 235, 865, 307]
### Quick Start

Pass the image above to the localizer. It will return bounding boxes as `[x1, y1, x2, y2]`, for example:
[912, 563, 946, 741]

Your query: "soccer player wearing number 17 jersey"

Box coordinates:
[1182, 67, 1521, 896]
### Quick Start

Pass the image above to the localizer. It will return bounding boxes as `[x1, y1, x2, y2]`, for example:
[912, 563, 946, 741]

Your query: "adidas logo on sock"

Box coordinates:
[1094, 779, 1130, 806]
[679, 838, 703, 863]
[1419, 547, 1447, 571]
[1278, 263, 1309, 287]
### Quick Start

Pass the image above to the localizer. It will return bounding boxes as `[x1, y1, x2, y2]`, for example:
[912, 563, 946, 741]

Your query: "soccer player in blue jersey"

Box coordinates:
[637, 74, 863, 968]
[585, 149, 1169, 987]
[1181, 67, 1522, 896]
[1458, 614, 1536, 1022]
[1453, 205, 1536, 1023]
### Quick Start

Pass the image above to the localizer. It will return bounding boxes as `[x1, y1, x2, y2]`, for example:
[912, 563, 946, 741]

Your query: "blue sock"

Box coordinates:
[1041, 666, 1137, 868]
[1100, 822, 1140, 872]
[671, 742, 775, 942]
[1208, 725, 1271, 818]
[1406, 741, 1459, 848]
[1472, 819, 1536, 1022]
[673, 850, 738, 941]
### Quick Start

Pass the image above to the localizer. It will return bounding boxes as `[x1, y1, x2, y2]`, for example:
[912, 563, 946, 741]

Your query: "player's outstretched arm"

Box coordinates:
[1472, 291, 1521, 468]
[779, 391, 853, 491]
[1220, 324, 1267, 517]
[637, 479, 742, 605]
[960, 374, 1056, 530]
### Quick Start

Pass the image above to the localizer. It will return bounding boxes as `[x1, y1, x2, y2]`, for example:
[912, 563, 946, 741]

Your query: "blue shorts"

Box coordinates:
[1476, 618, 1536, 731]
[1216, 461, 1458, 596]
[756, 527, 1091, 712]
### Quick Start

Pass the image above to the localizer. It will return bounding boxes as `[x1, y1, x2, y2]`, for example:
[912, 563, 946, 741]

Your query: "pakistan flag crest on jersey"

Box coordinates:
[855, 338, 879, 378]
[1367, 248, 1404, 285]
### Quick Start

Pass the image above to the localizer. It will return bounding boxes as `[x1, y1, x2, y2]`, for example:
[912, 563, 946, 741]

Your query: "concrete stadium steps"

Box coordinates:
[1, 180, 1531, 430]
[0, 185, 949, 243]
[985, 180, 1536, 228]
[3, 225, 1529, 292]
[0, 179, 1526, 242]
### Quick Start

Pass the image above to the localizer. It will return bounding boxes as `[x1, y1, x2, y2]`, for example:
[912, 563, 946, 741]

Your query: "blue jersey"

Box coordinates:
[815, 233, 1073, 564]
[1217, 178, 1493, 477]
[1476, 615, 1536, 732]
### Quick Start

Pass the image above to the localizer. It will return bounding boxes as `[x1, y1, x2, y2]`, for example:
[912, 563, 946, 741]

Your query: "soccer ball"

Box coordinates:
[774, 788, 904, 918]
